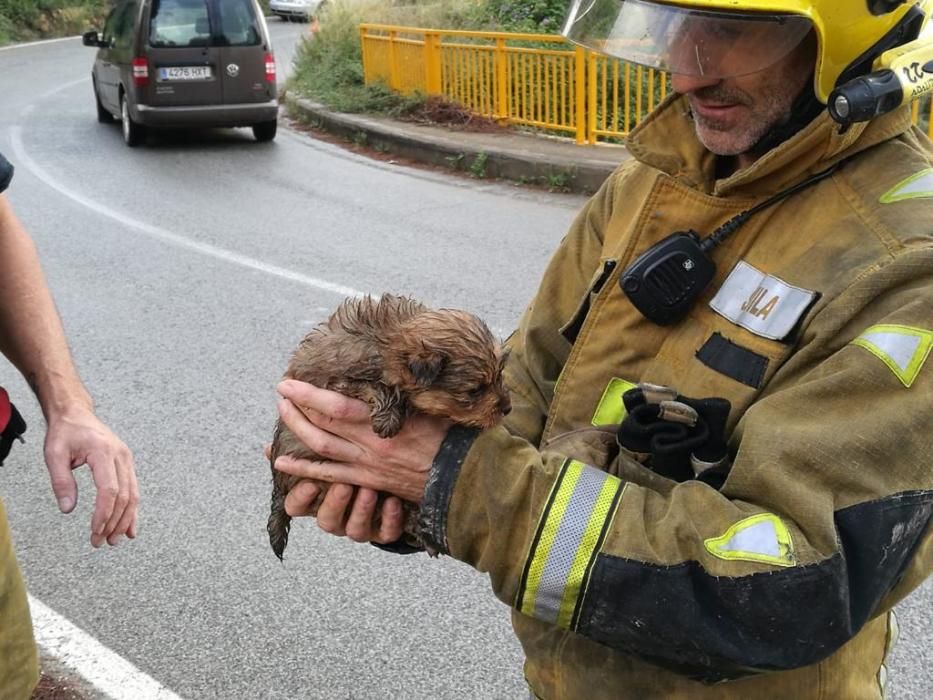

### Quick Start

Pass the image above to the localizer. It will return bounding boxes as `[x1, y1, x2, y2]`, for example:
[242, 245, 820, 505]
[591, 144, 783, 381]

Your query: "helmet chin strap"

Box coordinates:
[746, 78, 826, 156]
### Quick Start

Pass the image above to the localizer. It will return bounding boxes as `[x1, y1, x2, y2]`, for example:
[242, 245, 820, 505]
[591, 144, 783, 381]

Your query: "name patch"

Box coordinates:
[709, 261, 817, 341]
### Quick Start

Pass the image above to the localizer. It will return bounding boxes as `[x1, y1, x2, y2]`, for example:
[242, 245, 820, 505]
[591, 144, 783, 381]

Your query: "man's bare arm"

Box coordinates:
[0, 194, 138, 546]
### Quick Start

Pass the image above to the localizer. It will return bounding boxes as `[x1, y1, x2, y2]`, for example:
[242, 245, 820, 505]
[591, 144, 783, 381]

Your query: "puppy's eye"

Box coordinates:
[469, 385, 488, 399]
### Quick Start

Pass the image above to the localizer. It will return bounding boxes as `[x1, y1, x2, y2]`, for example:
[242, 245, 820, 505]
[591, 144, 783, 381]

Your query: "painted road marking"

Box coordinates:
[0, 36, 78, 52]
[29, 595, 186, 699]
[9, 126, 366, 299]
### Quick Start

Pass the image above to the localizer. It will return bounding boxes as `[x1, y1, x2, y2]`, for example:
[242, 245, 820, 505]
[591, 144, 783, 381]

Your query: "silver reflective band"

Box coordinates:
[562, 0, 813, 79]
[518, 460, 623, 630]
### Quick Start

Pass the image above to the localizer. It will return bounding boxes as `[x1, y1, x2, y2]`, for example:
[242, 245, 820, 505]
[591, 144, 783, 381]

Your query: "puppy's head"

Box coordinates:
[384, 309, 511, 428]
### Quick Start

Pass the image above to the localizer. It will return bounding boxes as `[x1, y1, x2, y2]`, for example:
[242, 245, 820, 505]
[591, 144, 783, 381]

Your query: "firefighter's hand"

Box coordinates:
[273, 379, 448, 504]
[282, 479, 404, 544]
[44, 404, 139, 548]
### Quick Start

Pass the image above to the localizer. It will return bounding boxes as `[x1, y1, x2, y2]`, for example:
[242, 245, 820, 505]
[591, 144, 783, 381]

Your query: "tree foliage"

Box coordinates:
[480, 0, 567, 33]
[0, 0, 109, 44]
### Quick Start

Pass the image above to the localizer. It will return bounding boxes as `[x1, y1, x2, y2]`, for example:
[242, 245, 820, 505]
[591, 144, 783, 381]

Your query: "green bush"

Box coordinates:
[0, 0, 110, 45]
[480, 0, 567, 32]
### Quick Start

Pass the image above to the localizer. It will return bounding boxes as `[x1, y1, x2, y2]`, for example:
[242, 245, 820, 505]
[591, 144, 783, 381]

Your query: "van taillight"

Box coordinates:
[132, 58, 149, 86]
[264, 53, 276, 83]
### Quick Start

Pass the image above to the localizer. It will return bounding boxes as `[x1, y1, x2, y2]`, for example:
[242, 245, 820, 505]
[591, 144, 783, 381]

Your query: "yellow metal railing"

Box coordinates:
[360, 24, 933, 144]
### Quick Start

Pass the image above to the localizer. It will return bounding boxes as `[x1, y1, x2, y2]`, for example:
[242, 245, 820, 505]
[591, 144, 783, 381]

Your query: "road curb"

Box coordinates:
[285, 95, 623, 193]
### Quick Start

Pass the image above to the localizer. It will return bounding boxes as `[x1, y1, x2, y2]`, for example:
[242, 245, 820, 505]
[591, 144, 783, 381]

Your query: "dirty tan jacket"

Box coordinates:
[419, 96, 932, 699]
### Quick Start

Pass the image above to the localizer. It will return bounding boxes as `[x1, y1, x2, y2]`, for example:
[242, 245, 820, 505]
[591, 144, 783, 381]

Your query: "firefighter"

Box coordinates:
[274, 1, 933, 696]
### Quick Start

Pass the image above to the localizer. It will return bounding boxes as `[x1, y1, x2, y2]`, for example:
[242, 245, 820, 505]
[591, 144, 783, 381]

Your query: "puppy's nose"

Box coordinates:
[499, 395, 512, 416]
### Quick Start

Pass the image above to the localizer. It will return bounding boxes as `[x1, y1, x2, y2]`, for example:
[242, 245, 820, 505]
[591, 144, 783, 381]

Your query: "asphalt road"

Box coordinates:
[0, 19, 930, 700]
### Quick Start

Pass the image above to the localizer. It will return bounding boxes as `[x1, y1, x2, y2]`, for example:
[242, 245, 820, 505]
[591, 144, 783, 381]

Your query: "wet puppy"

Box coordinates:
[268, 294, 510, 560]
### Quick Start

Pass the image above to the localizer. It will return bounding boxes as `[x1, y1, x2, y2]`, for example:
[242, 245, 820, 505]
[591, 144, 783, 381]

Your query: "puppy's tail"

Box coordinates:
[268, 427, 292, 561]
[268, 490, 291, 562]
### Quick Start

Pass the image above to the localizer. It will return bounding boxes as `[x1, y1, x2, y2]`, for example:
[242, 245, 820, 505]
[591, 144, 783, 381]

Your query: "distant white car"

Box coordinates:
[269, 0, 323, 22]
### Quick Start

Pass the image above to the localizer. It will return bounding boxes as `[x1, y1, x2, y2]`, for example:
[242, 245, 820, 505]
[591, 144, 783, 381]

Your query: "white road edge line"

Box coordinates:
[29, 594, 186, 700]
[8, 126, 366, 298]
[0, 35, 78, 51]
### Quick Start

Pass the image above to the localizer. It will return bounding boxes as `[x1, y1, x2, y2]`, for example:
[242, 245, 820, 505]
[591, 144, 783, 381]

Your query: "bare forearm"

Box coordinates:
[0, 195, 91, 419]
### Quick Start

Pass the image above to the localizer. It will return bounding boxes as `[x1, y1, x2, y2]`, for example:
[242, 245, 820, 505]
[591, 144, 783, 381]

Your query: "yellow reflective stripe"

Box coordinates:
[591, 377, 636, 425]
[704, 513, 796, 567]
[555, 472, 622, 629]
[879, 168, 933, 203]
[851, 324, 932, 388]
[519, 460, 584, 618]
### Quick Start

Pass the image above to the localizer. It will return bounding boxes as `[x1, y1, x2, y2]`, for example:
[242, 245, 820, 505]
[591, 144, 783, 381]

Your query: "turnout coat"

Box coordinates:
[419, 96, 933, 699]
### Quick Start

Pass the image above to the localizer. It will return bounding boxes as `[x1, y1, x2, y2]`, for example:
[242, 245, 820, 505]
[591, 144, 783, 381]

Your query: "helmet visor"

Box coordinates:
[562, 0, 813, 79]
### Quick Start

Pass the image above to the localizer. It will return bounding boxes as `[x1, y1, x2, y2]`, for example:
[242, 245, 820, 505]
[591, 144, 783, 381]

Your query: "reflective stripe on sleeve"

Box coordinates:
[850, 324, 932, 388]
[516, 459, 623, 630]
[704, 513, 796, 567]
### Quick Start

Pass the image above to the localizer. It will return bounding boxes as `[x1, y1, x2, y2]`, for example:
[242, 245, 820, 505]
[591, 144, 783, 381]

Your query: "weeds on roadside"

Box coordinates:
[469, 152, 488, 179]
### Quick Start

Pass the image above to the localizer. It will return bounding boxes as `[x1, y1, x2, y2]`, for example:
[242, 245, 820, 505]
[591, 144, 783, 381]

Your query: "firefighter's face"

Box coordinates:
[670, 30, 817, 163]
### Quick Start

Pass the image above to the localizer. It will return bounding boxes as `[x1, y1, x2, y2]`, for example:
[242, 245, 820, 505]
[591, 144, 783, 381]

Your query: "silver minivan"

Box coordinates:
[84, 0, 279, 146]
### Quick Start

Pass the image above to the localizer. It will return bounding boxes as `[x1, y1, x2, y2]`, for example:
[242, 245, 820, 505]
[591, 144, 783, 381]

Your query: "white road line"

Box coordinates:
[8, 126, 366, 298]
[29, 595, 186, 700]
[0, 35, 78, 51]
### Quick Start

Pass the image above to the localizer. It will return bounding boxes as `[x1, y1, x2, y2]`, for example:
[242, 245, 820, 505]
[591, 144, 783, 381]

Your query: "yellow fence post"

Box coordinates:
[425, 32, 442, 94]
[495, 37, 508, 120]
[388, 30, 399, 91]
[587, 49, 597, 144]
[575, 45, 586, 144]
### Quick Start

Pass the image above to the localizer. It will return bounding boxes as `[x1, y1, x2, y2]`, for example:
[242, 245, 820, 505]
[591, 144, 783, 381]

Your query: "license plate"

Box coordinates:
[159, 66, 212, 81]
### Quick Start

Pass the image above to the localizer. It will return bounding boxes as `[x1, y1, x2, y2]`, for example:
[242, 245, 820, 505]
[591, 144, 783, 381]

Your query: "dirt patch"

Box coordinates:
[287, 115, 452, 171]
[30, 652, 96, 700]
[397, 95, 507, 133]
[31, 671, 91, 700]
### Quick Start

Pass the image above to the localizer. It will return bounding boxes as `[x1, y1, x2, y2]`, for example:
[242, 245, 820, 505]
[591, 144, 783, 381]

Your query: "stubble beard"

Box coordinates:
[690, 86, 795, 157]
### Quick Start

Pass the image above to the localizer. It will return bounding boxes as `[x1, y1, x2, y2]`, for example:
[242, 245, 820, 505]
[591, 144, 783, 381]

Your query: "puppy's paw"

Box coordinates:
[371, 411, 402, 438]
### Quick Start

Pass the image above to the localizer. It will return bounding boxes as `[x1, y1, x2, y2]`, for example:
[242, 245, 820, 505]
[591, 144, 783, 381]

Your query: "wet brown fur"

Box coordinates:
[268, 294, 510, 559]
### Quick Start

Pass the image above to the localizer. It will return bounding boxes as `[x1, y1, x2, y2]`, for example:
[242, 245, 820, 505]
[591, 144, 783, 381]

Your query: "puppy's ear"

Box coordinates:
[408, 350, 447, 386]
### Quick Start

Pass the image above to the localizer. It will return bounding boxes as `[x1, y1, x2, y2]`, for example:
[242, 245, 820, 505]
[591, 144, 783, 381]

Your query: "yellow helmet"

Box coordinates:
[563, 0, 932, 102]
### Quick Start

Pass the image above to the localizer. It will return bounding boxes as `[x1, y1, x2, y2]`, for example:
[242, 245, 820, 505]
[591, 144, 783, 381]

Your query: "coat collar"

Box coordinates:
[625, 94, 913, 198]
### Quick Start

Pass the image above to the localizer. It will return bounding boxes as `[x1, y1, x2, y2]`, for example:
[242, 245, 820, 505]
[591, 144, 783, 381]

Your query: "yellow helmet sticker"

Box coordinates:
[880, 168, 933, 203]
[704, 513, 796, 567]
[851, 324, 932, 388]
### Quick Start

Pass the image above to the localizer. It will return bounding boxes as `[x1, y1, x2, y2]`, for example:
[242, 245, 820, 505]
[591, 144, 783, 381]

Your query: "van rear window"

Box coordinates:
[150, 0, 213, 47]
[215, 0, 262, 46]
[149, 0, 261, 48]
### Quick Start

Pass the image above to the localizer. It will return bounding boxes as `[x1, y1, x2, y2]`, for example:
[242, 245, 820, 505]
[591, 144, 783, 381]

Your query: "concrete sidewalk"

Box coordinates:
[285, 95, 630, 193]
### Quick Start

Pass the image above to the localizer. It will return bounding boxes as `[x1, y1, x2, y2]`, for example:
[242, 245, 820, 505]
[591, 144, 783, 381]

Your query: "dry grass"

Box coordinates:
[398, 95, 506, 132]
